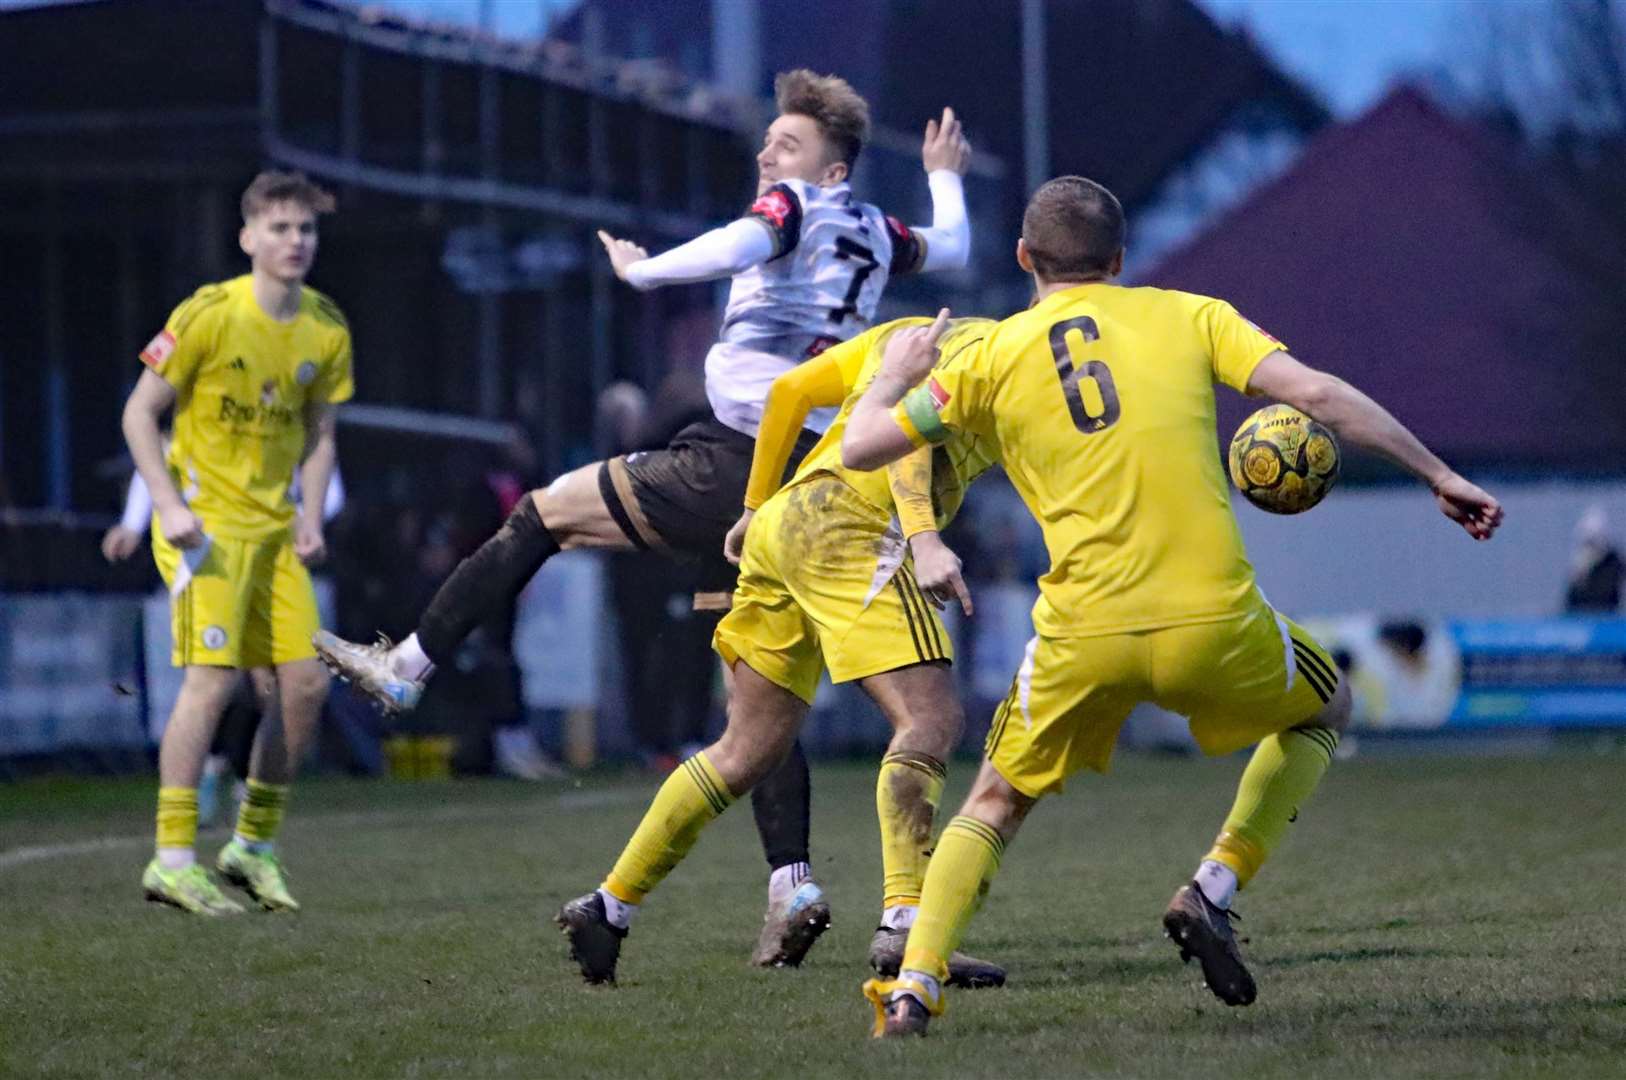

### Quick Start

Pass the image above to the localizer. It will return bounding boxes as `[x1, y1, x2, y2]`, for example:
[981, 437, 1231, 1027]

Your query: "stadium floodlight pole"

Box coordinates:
[711, 0, 762, 100]
[1021, 0, 1049, 195]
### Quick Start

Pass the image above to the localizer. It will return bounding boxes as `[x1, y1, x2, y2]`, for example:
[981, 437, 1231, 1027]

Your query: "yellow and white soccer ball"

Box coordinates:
[1228, 404, 1340, 515]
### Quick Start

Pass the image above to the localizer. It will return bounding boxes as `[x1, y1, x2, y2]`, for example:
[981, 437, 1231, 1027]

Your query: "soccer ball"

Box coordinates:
[1228, 404, 1340, 514]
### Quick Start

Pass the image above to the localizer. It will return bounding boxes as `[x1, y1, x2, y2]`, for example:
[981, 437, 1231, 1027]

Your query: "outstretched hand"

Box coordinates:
[597, 230, 649, 282]
[1432, 473, 1504, 541]
[922, 107, 971, 175]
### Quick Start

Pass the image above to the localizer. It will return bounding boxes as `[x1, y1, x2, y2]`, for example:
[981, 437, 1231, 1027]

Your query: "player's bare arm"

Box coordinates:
[121, 369, 203, 549]
[842, 309, 951, 471]
[888, 447, 973, 616]
[294, 401, 339, 566]
[1247, 350, 1504, 541]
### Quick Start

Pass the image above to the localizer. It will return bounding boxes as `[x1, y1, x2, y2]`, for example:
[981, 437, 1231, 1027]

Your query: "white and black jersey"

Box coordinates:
[707, 179, 924, 438]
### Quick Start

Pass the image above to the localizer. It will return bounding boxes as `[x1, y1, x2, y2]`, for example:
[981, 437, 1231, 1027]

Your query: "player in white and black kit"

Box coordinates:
[315, 70, 971, 968]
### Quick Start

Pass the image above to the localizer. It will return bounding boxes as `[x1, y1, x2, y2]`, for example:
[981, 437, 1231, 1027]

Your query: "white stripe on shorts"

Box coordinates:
[861, 518, 908, 609]
[1273, 610, 1297, 693]
[1016, 635, 1039, 728]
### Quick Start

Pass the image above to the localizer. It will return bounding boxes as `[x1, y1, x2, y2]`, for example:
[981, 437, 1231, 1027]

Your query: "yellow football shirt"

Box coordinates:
[790, 316, 1001, 528]
[139, 275, 354, 541]
[894, 283, 1284, 638]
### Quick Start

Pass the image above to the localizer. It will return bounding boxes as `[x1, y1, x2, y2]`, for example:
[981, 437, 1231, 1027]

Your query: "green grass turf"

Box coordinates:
[2, 751, 1623, 1078]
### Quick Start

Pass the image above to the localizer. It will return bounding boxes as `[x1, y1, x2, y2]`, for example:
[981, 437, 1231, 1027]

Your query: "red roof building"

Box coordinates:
[1143, 86, 1626, 472]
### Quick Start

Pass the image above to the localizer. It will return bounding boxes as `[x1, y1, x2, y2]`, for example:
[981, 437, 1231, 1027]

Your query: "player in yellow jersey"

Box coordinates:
[120, 171, 353, 915]
[841, 177, 1504, 1035]
[554, 317, 1006, 987]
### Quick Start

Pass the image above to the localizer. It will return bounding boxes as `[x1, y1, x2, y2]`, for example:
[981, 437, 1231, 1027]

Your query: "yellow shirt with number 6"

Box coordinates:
[893, 283, 1284, 638]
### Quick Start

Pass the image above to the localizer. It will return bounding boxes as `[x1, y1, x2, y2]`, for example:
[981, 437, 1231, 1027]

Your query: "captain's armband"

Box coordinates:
[897, 384, 950, 445]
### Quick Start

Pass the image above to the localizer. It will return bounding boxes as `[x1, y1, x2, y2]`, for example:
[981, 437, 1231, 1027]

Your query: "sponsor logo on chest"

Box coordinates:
[219, 375, 297, 429]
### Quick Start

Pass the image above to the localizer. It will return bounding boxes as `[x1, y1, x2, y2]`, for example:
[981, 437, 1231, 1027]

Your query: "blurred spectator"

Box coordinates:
[428, 437, 561, 780]
[1365, 619, 1460, 728]
[1564, 505, 1623, 614]
[1328, 647, 1361, 759]
[955, 477, 1049, 586]
[329, 439, 560, 780]
[597, 374, 718, 770]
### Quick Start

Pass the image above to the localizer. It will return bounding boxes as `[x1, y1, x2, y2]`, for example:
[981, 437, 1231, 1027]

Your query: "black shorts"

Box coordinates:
[598, 418, 821, 608]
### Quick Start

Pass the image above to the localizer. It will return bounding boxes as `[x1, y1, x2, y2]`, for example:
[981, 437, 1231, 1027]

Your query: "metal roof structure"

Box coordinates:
[0, 0, 1008, 513]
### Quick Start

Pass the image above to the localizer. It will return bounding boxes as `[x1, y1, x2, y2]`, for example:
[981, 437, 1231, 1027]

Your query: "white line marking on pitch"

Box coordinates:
[0, 787, 646, 872]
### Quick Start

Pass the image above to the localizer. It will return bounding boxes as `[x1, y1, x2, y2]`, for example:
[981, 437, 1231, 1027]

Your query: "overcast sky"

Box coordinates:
[1198, 0, 1498, 115]
[0, 0, 1504, 121]
[364, 0, 1490, 118]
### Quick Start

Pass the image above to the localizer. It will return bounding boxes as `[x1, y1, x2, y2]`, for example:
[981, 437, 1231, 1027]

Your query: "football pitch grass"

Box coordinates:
[3, 750, 1623, 1078]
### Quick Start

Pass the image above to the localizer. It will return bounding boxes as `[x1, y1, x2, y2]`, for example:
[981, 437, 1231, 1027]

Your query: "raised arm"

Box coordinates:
[599, 218, 776, 292]
[121, 370, 203, 550]
[911, 108, 972, 272]
[1247, 351, 1504, 540]
[842, 311, 951, 471]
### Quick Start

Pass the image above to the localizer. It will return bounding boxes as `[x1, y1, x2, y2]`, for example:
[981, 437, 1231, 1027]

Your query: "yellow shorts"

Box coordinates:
[985, 599, 1339, 797]
[713, 474, 952, 704]
[152, 527, 320, 669]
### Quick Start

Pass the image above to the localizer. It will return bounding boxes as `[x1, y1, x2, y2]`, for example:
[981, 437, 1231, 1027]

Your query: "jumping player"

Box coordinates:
[315, 71, 972, 964]
[553, 315, 1006, 988]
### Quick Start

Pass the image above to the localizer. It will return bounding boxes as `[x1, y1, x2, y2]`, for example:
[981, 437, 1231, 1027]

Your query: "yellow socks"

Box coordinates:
[876, 750, 947, 914]
[1205, 726, 1338, 889]
[234, 780, 290, 847]
[899, 815, 1005, 987]
[156, 786, 199, 868]
[604, 752, 735, 904]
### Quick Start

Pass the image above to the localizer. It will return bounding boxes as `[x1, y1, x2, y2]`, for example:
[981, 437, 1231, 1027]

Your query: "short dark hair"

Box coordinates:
[241, 170, 336, 221]
[1021, 176, 1125, 279]
[774, 69, 871, 171]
